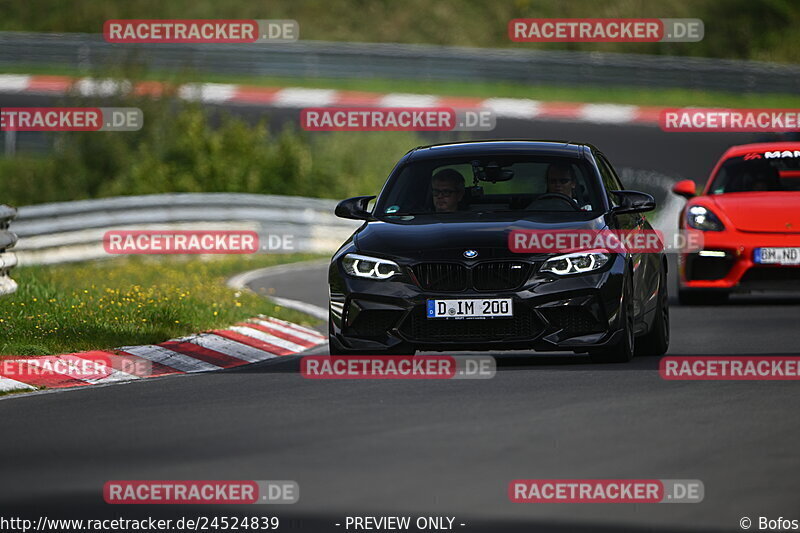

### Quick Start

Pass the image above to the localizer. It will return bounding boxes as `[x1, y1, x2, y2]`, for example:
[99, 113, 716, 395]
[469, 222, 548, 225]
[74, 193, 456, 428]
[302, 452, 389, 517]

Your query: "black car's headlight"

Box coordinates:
[686, 205, 724, 232]
[342, 253, 401, 279]
[540, 250, 611, 276]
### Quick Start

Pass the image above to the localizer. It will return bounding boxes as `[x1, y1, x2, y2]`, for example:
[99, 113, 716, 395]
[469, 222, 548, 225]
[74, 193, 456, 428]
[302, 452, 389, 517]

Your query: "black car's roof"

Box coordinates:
[405, 140, 594, 161]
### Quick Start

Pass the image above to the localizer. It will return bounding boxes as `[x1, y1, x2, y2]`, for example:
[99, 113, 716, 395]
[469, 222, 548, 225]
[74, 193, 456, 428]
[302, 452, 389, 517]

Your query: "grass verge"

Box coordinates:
[0, 253, 325, 356]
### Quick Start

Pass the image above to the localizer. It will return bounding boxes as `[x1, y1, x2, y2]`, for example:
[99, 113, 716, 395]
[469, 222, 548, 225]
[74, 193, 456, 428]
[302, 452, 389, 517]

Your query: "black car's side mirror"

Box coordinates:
[335, 195, 376, 220]
[610, 190, 656, 214]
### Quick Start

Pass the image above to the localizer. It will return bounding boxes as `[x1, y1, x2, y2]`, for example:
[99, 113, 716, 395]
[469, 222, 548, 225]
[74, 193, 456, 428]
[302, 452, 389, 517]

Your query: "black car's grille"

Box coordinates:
[473, 261, 530, 291]
[399, 305, 540, 342]
[347, 310, 404, 338]
[413, 263, 467, 291]
[539, 307, 605, 337]
[413, 261, 531, 292]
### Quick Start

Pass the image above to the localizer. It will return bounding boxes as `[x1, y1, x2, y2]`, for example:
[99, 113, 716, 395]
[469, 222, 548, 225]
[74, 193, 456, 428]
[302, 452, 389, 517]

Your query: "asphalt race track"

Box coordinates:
[1, 96, 799, 532]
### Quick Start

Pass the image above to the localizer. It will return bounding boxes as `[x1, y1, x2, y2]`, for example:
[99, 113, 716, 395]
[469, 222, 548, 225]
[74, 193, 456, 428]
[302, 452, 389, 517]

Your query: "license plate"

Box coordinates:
[754, 247, 800, 265]
[427, 298, 513, 319]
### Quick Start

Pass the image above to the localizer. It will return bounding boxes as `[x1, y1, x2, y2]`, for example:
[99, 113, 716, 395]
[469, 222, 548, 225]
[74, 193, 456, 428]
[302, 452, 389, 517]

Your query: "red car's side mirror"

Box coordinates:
[672, 179, 697, 199]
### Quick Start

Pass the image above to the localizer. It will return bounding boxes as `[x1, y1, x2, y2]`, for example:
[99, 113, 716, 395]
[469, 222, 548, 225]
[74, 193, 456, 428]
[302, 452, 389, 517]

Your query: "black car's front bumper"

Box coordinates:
[328, 255, 627, 353]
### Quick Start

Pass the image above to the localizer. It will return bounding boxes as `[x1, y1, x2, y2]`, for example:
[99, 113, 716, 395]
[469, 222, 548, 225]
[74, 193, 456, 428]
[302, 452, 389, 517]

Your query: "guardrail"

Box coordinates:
[0, 31, 798, 94]
[0, 204, 19, 295]
[12, 193, 360, 265]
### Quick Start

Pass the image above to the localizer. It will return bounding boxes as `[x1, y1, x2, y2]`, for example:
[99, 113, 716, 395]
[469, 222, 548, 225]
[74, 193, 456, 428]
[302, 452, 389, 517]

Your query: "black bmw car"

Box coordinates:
[328, 141, 669, 363]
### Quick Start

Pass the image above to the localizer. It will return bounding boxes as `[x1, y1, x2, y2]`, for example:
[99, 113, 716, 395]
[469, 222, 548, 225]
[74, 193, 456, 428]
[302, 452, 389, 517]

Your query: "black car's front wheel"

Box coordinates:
[590, 273, 635, 364]
[635, 268, 670, 356]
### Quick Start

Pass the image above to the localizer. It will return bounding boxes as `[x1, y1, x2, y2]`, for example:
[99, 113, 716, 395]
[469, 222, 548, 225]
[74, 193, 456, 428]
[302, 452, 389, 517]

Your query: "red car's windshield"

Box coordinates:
[709, 154, 800, 193]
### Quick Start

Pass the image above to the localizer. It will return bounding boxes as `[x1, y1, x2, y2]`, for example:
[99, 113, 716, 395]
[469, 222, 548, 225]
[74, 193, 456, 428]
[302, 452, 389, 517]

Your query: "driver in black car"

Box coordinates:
[546, 162, 577, 197]
[431, 169, 465, 212]
[543, 162, 592, 211]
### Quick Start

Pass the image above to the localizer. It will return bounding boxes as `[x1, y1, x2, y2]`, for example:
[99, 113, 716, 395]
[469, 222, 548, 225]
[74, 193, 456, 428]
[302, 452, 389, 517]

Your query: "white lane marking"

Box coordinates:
[228, 326, 306, 352]
[273, 88, 336, 107]
[83, 368, 140, 385]
[0, 376, 36, 392]
[379, 93, 439, 107]
[177, 83, 237, 103]
[579, 103, 638, 124]
[260, 315, 326, 339]
[176, 333, 279, 363]
[267, 297, 328, 322]
[226, 259, 330, 290]
[119, 345, 221, 373]
[73, 358, 141, 385]
[0, 74, 31, 92]
[248, 318, 323, 344]
[482, 98, 541, 118]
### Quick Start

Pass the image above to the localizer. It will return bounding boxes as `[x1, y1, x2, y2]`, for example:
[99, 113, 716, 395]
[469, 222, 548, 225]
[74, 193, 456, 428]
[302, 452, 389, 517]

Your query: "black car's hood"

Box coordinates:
[354, 213, 608, 261]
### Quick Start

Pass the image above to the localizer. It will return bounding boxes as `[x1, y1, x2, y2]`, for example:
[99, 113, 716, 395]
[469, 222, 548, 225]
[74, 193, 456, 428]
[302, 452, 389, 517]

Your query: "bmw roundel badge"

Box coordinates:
[463, 249, 478, 258]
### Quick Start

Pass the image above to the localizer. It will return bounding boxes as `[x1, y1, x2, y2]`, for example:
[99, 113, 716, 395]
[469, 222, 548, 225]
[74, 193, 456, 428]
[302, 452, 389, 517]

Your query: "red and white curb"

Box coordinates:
[0, 315, 325, 394]
[0, 74, 663, 126]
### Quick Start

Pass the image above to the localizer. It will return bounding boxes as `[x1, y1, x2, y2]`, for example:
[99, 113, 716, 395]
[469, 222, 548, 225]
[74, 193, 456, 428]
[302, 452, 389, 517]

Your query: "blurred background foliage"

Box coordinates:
[0, 83, 425, 206]
[1, 0, 798, 63]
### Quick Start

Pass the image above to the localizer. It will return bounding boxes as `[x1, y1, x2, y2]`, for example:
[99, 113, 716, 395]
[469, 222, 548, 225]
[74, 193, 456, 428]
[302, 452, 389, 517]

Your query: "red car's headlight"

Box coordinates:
[687, 205, 725, 232]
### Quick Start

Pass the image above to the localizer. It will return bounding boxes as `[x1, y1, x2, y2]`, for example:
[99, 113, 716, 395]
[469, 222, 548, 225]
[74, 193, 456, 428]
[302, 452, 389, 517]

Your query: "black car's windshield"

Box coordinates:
[376, 155, 604, 218]
[709, 154, 800, 194]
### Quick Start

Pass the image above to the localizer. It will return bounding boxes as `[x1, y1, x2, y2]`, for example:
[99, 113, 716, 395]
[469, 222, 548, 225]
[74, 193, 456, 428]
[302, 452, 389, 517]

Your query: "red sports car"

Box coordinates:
[672, 142, 800, 304]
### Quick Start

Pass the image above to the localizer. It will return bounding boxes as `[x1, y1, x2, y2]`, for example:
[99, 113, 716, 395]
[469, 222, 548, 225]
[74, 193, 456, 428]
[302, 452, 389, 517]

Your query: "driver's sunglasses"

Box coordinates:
[432, 188, 459, 197]
[547, 178, 573, 185]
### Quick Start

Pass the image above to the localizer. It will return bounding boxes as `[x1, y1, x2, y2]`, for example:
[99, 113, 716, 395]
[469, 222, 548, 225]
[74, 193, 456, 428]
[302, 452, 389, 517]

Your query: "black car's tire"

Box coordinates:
[635, 269, 669, 356]
[678, 287, 729, 306]
[590, 273, 635, 364]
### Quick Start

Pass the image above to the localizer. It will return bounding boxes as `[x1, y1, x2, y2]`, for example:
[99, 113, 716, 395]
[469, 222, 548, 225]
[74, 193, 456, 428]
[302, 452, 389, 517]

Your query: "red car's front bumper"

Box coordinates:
[679, 229, 800, 291]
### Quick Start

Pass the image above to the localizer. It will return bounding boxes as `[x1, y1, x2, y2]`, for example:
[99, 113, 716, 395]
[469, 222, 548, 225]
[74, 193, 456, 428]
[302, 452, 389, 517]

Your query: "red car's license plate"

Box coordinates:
[755, 247, 800, 265]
